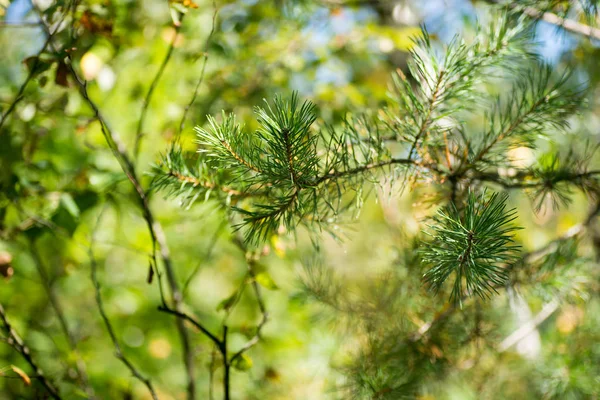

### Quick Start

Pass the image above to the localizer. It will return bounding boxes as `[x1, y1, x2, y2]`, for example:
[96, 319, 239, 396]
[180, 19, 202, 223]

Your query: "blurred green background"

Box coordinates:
[1, 0, 600, 399]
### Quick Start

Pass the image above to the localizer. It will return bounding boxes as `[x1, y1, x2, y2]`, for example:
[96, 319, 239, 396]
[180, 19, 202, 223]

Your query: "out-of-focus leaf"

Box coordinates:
[255, 271, 278, 290]
[216, 290, 239, 311]
[11, 365, 31, 386]
[232, 354, 253, 371]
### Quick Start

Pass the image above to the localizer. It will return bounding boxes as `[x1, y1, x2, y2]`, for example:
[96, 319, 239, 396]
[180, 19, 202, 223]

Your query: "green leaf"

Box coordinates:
[232, 354, 253, 371]
[60, 193, 80, 219]
[255, 271, 278, 290]
[216, 291, 239, 312]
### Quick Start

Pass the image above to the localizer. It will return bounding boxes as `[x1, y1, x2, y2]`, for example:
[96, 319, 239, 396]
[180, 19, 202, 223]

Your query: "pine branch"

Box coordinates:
[472, 67, 583, 166]
[421, 191, 521, 306]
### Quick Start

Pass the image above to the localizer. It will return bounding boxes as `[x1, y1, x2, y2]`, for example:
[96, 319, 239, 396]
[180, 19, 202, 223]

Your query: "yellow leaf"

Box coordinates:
[232, 354, 253, 371]
[255, 271, 278, 290]
[11, 365, 31, 386]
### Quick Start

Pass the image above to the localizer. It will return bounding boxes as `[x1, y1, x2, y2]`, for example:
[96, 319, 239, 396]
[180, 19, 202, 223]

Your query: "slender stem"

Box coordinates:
[29, 17, 198, 399]
[134, 17, 184, 160]
[158, 306, 222, 348]
[88, 207, 159, 400]
[222, 326, 230, 400]
[28, 240, 94, 398]
[488, 0, 600, 41]
[315, 158, 416, 185]
[497, 299, 559, 352]
[179, 1, 219, 135]
[0, 304, 62, 399]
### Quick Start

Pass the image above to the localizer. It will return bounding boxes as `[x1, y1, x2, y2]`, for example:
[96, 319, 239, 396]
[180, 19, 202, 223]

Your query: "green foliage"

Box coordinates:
[2, 0, 600, 399]
[422, 191, 521, 306]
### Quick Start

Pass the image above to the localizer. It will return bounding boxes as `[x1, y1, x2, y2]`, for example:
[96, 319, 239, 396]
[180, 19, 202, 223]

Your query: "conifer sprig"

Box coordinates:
[473, 67, 584, 166]
[421, 191, 521, 306]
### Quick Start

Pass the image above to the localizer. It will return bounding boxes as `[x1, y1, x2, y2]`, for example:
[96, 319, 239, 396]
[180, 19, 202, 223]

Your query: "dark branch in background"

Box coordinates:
[487, 0, 600, 40]
[28, 240, 94, 398]
[179, 1, 219, 136]
[133, 15, 184, 161]
[229, 233, 269, 366]
[88, 207, 159, 400]
[0, 303, 62, 400]
[30, 8, 198, 400]
[315, 158, 418, 185]
[160, 225, 271, 400]
[0, 21, 42, 28]
[473, 169, 600, 189]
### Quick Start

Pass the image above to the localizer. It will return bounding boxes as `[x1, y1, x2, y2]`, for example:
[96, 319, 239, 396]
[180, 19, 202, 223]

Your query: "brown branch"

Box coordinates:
[30, 12, 198, 398]
[315, 158, 417, 185]
[488, 0, 600, 41]
[88, 207, 159, 400]
[157, 305, 222, 347]
[473, 169, 600, 189]
[167, 170, 242, 196]
[179, 1, 219, 135]
[134, 16, 184, 160]
[220, 139, 263, 173]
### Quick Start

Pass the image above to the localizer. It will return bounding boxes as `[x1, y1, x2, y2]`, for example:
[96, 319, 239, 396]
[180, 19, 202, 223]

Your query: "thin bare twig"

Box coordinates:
[497, 299, 559, 352]
[30, 9, 198, 397]
[88, 206, 159, 400]
[134, 17, 184, 160]
[178, 1, 219, 135]
[0, 21, 42, 28]
[0, 303, 62, 400]
[157, 306, 222, 348]
[488, 0, 600, 41]
[28, 241, 94, 398]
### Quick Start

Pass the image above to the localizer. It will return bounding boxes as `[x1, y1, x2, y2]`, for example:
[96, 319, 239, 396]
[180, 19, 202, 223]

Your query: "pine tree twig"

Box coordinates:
[407, 70, 445, 161]
[473, 169, 600, 189]
[487, 0, 600, 41]
[315, 158, 417, 185]
[30, 11, 198, 398]
[179, 1, 219, 135]
[497, 299, 559, 352]
[88, 207, 159, 400]
[0, 303, 62, 400]
[134, 16, 184, 161]
[166, 170, 242, 196]
[28, 241, 95, 398]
